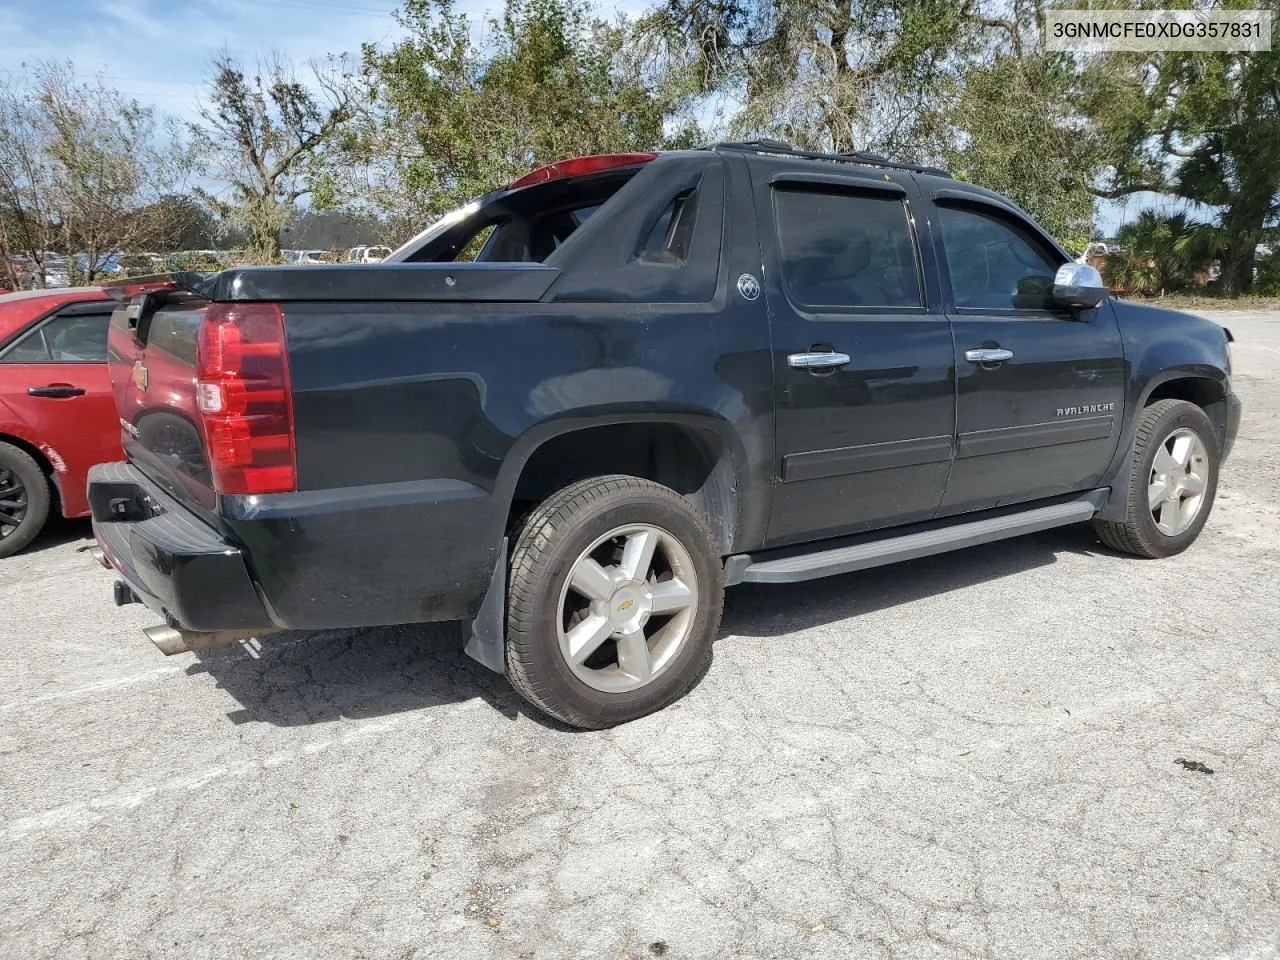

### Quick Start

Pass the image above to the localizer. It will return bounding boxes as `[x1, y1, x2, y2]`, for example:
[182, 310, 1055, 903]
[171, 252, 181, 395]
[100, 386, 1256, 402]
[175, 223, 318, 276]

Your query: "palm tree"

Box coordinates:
[1104, 211, 1219, 296]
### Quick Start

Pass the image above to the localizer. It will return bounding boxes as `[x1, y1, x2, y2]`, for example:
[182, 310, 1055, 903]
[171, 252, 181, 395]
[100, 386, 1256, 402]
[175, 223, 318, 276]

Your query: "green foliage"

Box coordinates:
[0, 60, 188, 285]
[161, 252, 228, 272]
[943, 53, 1101, 251]
[1256, 248, 1280, 297]
[1104, 210, 1218, 296]
[1082, 5, 1280, 295]
[641, 0, 983, 154]
[346, 0, 701, 240]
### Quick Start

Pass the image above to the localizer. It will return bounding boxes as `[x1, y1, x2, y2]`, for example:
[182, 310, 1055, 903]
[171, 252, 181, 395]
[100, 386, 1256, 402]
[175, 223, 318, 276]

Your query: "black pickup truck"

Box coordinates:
[89, 141, 1241, 728]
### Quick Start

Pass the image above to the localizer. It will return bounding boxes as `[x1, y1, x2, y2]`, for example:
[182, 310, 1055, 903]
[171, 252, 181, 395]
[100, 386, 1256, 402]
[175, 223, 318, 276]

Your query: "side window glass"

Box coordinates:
[2, 327, 51, 362]
[937, 205, 1062, 311]
[147, 310, 200, 362]
[43, 312, 111, 362]
[457, 225, 497, 262]
[773, 187, 923, 309]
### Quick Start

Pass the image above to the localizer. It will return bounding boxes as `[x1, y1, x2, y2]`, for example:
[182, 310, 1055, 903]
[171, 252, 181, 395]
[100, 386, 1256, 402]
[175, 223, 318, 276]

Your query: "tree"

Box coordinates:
[934, 21, 1107, 252]
[0, 61, 186, 286]
[640, 0, 1037, 155]
[1084, 6, 1280, 295]
[639, 0, 1106, 246]
[286, 207, 386, 249]
[193, 52, 353, 259]
[340, 0, 701, 241]
[1103, 210, 1217, 296]
[138, 195, 218, 251]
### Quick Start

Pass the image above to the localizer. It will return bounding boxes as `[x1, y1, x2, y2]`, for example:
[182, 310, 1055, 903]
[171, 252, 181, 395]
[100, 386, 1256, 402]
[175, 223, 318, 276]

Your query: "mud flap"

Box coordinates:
[463, 537, 507, 675]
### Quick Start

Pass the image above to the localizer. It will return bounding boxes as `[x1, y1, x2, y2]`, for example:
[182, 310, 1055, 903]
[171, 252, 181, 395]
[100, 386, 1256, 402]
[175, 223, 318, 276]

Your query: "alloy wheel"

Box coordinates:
[557, 523, 699, 693]
[1148, 427, 1209, 536]
[0, 466, 28, 540]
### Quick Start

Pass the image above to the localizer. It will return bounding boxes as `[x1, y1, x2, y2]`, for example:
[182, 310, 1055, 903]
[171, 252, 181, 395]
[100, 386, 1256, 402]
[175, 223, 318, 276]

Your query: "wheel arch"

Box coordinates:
[494, 412, 751, 555]
[1095, 370, 1229, 523]
[1141, 374, 1230, 448]
[0, 430, 62, 515]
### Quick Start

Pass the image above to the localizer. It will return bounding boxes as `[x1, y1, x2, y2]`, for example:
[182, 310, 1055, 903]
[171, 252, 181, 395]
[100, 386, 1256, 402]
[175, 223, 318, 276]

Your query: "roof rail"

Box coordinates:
[713, 140, 951, 179]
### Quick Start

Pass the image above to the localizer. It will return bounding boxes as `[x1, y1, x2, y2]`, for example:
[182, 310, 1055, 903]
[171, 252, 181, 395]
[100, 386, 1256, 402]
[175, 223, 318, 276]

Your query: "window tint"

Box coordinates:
[1, 310, 109, 363]
[937, 204, 1062, 310]
[146, 309, 200, 362]
[529, 204, 602, 261]
[456, 225, 497, 262]
[774, 187, 922, 309]
[3, 328, 50, 362]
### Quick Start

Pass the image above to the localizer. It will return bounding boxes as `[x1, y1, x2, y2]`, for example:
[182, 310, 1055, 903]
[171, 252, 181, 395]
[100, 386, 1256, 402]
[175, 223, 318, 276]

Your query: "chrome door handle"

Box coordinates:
[964, 348, 1014, 364]
[788, 351, 851, 370]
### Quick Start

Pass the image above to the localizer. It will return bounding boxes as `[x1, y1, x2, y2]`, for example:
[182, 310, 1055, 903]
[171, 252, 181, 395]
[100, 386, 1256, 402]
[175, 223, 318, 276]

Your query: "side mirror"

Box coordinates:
[1052, 262, 1108, 309]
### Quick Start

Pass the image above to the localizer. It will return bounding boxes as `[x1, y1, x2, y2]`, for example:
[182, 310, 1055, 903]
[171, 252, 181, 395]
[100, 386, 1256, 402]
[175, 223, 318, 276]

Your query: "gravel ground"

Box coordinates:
[2, 311, 1278, 960]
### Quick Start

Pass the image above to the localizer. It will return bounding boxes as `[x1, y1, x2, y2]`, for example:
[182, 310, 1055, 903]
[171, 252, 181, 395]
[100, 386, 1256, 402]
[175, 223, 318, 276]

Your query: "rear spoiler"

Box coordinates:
[103, 272, 219, 301]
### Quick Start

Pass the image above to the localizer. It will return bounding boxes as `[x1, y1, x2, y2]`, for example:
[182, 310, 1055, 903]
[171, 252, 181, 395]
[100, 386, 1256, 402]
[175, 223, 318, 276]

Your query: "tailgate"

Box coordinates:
[107, 276, 219, 520]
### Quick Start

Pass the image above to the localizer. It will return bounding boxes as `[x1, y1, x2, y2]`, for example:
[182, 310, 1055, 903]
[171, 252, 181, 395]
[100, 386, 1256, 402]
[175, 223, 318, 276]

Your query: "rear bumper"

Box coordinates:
[1223, 392, 1242, 462]
[88, 462, 273, 633]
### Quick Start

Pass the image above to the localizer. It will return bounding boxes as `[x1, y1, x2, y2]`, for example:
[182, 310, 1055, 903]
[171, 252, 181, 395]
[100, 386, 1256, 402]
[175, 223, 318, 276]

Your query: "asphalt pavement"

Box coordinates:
[2, 310, 1278, 960]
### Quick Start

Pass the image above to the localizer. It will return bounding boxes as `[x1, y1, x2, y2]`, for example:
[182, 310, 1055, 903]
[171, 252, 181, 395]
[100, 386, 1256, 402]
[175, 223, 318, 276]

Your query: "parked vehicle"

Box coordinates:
[344, 245, 392, 263]
[0, 287, 120, 556]
[74, 252, 124, 277]
[89, 142, 1241, 727]
[284, 249, 327, 264]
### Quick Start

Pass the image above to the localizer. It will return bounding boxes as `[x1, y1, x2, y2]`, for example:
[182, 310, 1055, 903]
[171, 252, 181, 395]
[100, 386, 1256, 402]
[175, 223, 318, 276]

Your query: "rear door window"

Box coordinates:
[773, 187, 923, 310]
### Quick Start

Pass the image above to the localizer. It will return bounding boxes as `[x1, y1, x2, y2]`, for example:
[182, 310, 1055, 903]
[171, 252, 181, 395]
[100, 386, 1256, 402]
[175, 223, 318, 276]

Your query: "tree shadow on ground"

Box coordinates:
[189, 524, 1111, 728]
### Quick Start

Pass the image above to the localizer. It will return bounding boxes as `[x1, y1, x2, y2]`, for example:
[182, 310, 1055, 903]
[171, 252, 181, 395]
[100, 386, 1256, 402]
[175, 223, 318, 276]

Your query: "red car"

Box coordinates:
[0, 287, 121, 556]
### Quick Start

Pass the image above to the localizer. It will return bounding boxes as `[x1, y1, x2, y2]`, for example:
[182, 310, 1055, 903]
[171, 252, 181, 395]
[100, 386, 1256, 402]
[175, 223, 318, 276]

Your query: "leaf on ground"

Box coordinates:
[1174, 758, 1214, 775]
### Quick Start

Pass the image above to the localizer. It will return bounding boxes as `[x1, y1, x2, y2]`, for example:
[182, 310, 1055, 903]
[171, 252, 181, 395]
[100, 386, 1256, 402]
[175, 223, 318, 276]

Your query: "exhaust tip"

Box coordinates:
[142, 624, 270, 656]
[143, 625, 190, 656]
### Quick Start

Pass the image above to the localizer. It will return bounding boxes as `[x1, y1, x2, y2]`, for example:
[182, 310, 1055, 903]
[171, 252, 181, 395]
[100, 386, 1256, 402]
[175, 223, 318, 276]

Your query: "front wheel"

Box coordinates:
[1092, 399, 1219, 559]
[505, 476, 724, 729]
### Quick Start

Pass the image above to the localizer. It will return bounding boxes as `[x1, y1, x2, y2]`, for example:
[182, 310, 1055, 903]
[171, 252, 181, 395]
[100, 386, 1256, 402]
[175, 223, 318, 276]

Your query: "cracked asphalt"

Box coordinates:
[2, 310, 1279, 960]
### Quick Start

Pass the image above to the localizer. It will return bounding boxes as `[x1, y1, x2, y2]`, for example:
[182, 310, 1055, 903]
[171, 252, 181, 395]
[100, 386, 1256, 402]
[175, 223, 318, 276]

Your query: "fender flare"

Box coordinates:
[1094, 365, 1230, 523]
[488, 408, 756, 549]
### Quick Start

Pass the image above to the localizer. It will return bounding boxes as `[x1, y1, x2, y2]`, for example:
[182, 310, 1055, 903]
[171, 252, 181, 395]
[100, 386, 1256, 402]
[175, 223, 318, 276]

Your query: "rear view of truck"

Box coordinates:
[90, 148, 763, 729]
[89, 151, 680, 659]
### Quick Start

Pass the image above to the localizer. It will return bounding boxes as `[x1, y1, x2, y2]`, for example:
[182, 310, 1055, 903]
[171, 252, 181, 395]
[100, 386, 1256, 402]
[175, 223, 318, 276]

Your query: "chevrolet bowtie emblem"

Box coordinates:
[617, 599, 635, 611]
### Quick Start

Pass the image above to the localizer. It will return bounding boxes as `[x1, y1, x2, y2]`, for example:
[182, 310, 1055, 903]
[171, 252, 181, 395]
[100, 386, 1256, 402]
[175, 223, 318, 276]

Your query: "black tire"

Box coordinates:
[505, 475, 724, 729]
[0, 441, 51, 559]
[1092, 399, 1218, 559]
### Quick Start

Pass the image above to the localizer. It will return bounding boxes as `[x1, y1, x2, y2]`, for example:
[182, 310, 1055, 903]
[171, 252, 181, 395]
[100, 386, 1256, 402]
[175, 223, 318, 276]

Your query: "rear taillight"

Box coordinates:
[195, 302, 296, 496]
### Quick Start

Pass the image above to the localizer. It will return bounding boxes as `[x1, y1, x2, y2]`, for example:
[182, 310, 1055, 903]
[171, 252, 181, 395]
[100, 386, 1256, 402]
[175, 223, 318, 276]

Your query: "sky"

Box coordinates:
[0, 0, 409, 121]
[0, 0, 1189, 237]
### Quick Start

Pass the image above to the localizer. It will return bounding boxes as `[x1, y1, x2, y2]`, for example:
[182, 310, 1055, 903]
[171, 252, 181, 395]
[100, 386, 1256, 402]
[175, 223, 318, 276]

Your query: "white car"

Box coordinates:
[345, 245, 392, 264]
[283, 249, 327, 264]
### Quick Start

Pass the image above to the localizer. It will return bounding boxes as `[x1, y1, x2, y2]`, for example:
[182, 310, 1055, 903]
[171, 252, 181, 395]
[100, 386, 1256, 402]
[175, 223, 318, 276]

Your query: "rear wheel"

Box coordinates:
[505, 475, 724, 728]
[0, 442, 51, 559]
[1092, 399, 1218, 559]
